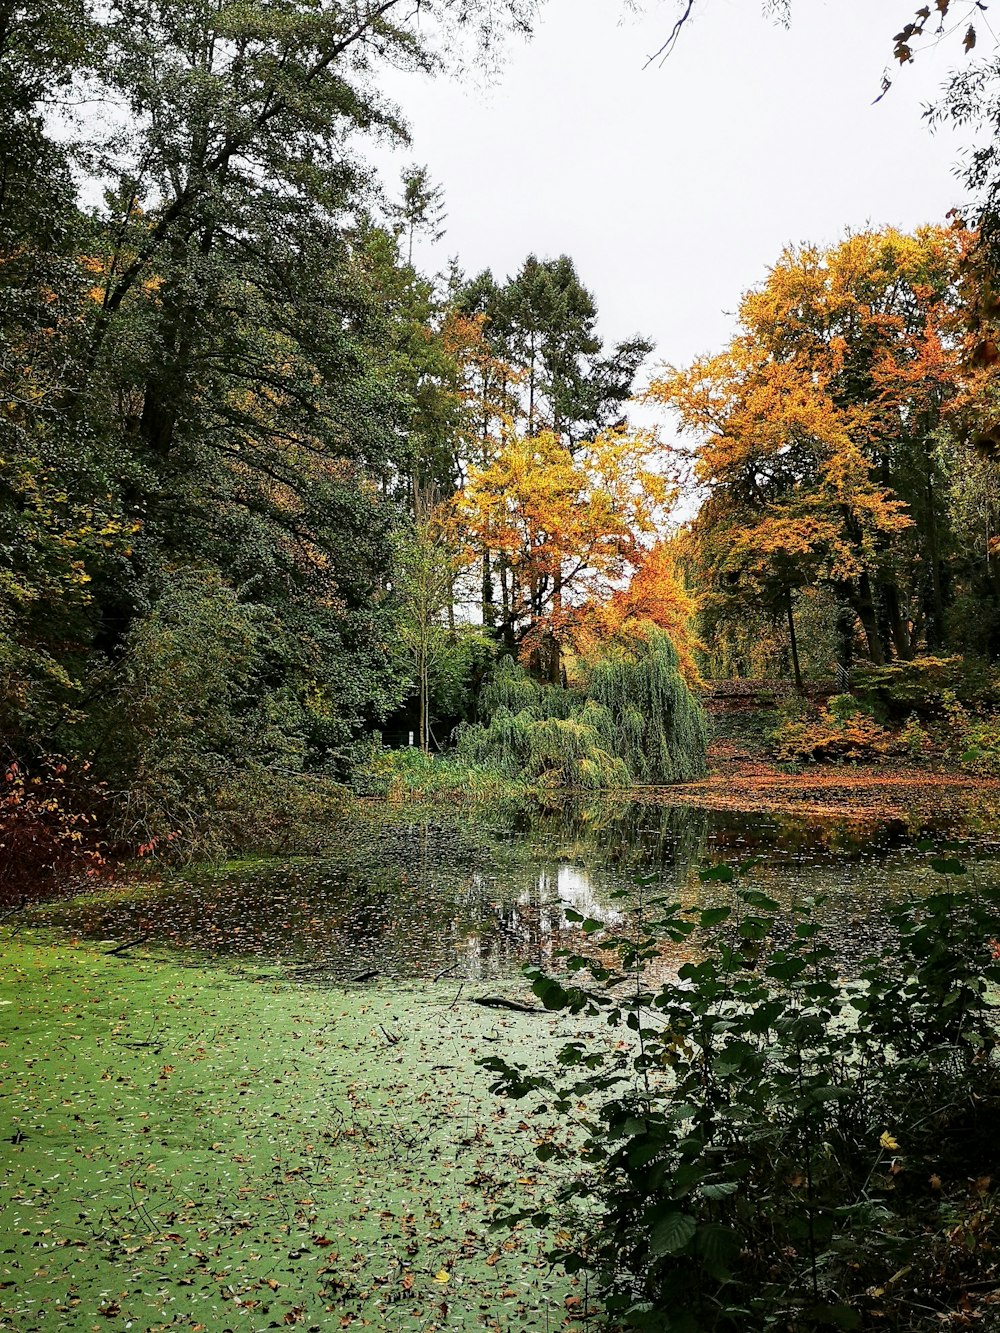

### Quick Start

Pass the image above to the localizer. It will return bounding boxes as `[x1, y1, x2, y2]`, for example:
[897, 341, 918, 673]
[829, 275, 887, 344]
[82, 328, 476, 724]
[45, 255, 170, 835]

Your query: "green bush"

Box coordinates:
[484, 860, 1000, 1331]
[953, 708, 1000, 777]
[353, 742, 518, 801]
[93, 569, 349, 858]
[456, 703, 629, 789]
[587, 633, 709, 784]
[852, 656, 1000, 720]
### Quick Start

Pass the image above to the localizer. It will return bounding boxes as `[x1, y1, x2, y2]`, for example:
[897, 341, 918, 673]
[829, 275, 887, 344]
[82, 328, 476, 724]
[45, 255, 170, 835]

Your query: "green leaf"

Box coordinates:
[694, 1221, 739, 1277]
[930, 857, 966, 875]
[701, 1180, 738, 1200]
[737, 918, 768, 942]
[648, 1210, 696, 1256]
[713, 1041, 756, 1076]
[699, 864, 735, 883]
[740, 889, 780, 912]
[698, 906, 732, 928]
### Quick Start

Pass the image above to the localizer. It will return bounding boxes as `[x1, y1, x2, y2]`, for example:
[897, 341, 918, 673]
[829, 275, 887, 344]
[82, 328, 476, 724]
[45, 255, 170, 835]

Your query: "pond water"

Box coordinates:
[27, 797, 1000, 980]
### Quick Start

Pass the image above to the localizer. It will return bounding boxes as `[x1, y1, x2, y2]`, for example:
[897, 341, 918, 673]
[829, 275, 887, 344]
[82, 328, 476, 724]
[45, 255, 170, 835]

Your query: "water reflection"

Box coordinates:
[26, 799, 998, 980]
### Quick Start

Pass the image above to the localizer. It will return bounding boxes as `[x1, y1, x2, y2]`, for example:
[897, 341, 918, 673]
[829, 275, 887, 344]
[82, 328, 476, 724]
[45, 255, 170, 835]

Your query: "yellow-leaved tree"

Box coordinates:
[452, 426, 671, 679]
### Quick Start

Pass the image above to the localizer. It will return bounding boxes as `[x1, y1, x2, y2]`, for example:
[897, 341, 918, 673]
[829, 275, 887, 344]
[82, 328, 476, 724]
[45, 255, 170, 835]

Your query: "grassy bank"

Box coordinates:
[0, 934, 593, 1332]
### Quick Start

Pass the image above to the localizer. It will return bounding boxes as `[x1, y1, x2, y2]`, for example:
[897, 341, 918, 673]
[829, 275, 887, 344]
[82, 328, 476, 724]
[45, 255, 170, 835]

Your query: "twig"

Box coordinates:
[470, 996, 544, 1014]
[0, 898, 27, 925]
[106, 934, 150, 956]
[644, 0, 696, 68]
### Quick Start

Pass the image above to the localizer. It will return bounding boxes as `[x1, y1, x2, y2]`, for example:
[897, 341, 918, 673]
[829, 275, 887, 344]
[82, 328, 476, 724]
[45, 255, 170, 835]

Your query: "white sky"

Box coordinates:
[380, 0, 973, 378]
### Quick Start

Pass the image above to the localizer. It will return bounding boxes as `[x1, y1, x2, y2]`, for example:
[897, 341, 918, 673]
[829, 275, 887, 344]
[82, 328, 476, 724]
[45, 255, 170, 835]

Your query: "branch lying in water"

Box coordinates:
[471, 996, 545, 1014]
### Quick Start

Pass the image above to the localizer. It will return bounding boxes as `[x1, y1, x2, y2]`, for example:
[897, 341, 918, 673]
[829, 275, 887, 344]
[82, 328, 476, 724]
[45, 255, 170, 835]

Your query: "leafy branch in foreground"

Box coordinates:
[482, 858, 1000, 1331]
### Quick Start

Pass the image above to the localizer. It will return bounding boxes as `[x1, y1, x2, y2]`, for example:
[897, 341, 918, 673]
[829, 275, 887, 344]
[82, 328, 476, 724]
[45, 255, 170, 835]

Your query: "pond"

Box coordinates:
[4, 793, 999, 1333]
[26, 796, 1000, 980]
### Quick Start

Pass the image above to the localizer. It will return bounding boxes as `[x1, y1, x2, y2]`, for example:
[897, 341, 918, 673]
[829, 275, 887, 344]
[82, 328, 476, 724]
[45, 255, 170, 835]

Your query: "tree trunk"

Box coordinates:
[418, 641, 428, 754]
[549, 571, 563, 683]
[834, 599, 855, 673]
[881, 581, 913, 660]
[924, 456, 945, 650]
[846, 574, 886, 665]
[786, 590, 803, 692]
[527, 337, 536, 435]
[482, 548, 495, 628]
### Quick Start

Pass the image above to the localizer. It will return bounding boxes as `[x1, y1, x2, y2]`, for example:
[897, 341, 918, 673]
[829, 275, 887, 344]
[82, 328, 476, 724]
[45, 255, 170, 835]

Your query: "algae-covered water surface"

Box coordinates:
[2, 799, 996, 1331]
[0, 942, 597, 1333]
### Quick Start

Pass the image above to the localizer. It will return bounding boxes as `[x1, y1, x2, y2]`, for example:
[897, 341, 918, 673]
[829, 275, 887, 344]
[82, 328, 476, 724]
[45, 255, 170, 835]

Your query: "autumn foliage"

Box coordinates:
[574, 538, 703, 685]
[650, 226, 979, 674]
[0, 757, 115, 902]
[452, 425, 672, 674]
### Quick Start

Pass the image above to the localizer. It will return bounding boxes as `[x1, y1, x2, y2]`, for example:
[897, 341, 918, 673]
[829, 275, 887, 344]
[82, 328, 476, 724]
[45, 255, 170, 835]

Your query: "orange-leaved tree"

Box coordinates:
[649, 226, 966, 672]
[451, 426, 671, 678]
[573, 537, 703, 685]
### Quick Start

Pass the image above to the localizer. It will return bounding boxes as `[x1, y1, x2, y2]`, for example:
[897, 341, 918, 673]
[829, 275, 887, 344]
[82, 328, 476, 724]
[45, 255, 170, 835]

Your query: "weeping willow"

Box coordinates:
[586, 630, 708, 783]
[456, 629, 707, 789]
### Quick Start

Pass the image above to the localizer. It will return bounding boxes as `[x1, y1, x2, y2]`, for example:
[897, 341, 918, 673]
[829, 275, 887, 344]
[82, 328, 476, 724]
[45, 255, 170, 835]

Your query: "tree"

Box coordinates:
[453, 425, 670, 677]
[396, 511, 471, 752]
[573, 537, 703, 685]
[650, 227, 966, 670]
[0, 0, 545, 847]
[503, 254, 653, 447]
[392, 164, 447, 267]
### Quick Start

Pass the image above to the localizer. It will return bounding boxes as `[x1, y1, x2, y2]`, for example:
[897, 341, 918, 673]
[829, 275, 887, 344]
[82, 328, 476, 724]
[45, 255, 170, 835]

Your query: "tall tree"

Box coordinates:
[0, 0, 542, 799]
[504, 254, 653, 446]
[452, 425, 669, 677]
[392, 164, 447, 267]
[651, 227, 966, 669]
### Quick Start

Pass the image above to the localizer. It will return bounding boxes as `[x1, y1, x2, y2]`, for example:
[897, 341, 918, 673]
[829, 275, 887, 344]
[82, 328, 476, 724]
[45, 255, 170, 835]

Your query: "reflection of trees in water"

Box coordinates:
[453, 866, 570, 977]
[33, 799, 994, 979]
[517, 798, 711, 878]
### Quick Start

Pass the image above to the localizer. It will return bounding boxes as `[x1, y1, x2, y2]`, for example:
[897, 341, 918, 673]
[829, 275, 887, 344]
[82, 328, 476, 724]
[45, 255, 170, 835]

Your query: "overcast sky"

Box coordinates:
[379, 0, 972, 379]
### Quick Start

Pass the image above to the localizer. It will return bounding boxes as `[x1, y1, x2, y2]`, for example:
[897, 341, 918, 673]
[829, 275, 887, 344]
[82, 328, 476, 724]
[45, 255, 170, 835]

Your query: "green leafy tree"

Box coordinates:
[505, 253, 653, 447]
[392, 164, 447, 267]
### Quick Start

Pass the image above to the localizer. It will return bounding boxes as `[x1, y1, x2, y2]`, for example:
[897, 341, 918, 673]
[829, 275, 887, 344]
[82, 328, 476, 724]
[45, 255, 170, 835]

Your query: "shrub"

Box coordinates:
[458, 633, 708, 790]
[485, 860, 1000, 1332]
[852, 656, 1000, 720]
[95, 569, 319, 858]
[0, 756, 115, 901]
[587, 632, 709, 784]
[770, 695, 901, 763]
[457, 704, 630, 789]
[352, 742, 518, 801]
[953, 708, 1000, 777]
